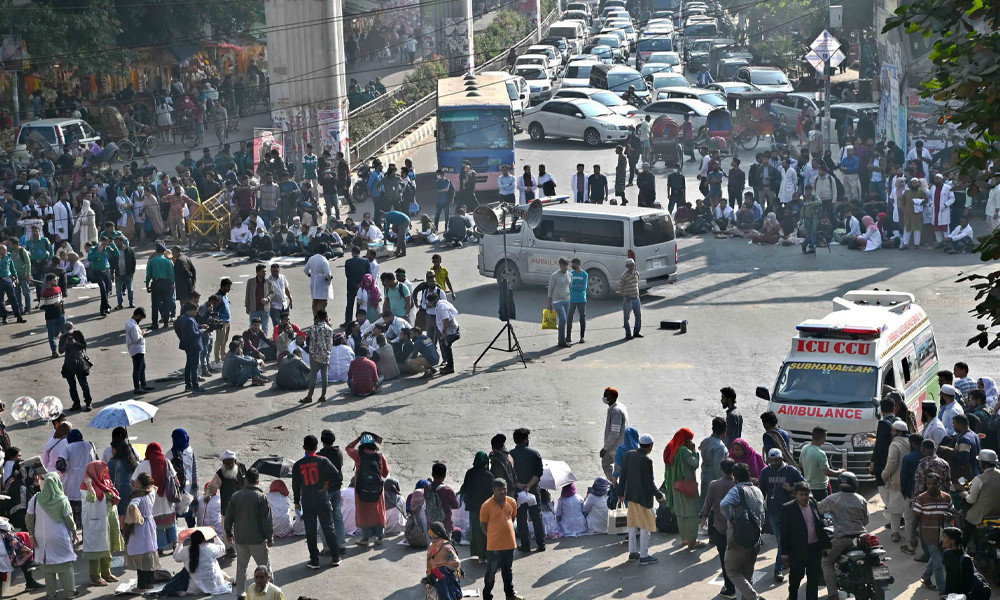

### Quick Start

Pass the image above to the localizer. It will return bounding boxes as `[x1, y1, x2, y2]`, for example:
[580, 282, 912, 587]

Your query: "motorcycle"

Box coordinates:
[352, 162, 372, 203]
[832, 533, 893, 600]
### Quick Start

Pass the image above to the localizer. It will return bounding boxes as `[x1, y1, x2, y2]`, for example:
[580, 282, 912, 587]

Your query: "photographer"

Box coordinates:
[197, 294, 223, 377]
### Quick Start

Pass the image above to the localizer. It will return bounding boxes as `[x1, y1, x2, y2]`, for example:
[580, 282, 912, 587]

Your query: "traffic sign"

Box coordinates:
[804, 50, 825, 74]
[829, 49, 846, 68]
[809, 29, 841, 62]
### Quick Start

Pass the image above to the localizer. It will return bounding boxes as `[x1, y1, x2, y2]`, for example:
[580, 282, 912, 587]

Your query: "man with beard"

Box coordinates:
[207, 449, 248, 556]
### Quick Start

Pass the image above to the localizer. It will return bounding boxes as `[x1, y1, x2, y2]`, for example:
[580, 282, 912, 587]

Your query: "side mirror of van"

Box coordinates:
[520, 94, 526, 100]
[755, 386, 771, 401]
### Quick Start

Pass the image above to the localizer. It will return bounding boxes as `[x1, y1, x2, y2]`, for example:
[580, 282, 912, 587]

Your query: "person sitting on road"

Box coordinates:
[443, 206, 471, 247]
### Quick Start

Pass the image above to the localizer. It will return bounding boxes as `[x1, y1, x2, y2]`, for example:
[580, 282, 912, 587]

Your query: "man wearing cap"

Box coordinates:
[617, 258, 641, 340]
[962, 449, 1000, 529]
[145, 241, 175, 329]
[880, 420, 912, 543]
[207, 450, 248, 556]
[939, 384, 964, 436]
[600, 388, 628, 480]
[245, 264, 275, 332]
[759, 448, 804, 583]
[928, 173, 955, 247]
[618, 432, 664, 565]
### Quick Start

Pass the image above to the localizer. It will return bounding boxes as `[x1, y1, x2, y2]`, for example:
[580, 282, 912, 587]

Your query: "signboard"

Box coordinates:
[878, 64, 905, 148]
[253, 128, 284, 171]
[317, 108, 347, 156]
[810, 29, 841, 62]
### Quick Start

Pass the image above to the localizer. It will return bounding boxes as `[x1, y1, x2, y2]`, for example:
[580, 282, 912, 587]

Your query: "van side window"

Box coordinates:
[575, 218, 624, 246]
[633, 216, 675, 246]
[534, 217, 576, 242]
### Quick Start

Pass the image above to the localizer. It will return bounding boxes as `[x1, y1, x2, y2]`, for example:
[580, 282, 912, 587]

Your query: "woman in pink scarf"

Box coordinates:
[852, 215, 882, 251]
[358, 273, 382, 322]
[728, 438, 766, 481]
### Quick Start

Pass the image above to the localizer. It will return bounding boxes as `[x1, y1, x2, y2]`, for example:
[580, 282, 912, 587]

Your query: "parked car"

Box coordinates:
[735, 66, 793, 93]
[552, 87, 637, 116]
[512, 66, 554, 104]
[15, 118, 100, 151]
[704, 81, 758, 96]
[655, 86, 727, 107]
[770, 92, 821, 123]
[829, 102, 879, 127]
[524, 98, 633, 146]
[632, 97, 714, 130]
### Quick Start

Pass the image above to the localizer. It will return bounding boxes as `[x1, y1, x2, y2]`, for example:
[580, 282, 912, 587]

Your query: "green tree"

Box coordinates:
[884, 1, 1000, 349]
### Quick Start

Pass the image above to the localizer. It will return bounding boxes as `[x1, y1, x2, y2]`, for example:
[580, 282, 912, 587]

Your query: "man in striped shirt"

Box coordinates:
[617, 258, 641, 340]
[913, 472, 951, 592]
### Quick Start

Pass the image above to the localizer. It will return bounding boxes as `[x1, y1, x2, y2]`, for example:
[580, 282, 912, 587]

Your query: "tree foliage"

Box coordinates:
[884, 0, 1000, 349]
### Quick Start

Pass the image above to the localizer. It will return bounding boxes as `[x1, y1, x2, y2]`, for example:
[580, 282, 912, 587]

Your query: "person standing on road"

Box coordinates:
[171, 246, 197, 316]
[880, 421, 911, 543]
[701, 458, 737, 598]
[759, 448, 804, 584]
[566, 258, 588, 343]
[40, 273, 65, 357]
[547, 258, 572, 349]
[212, 278, 233, 365]
[126, 307, 154, 395]
[479, 478, 523, 600]
[599, 387, 628, 481]
[460, 451, 495, 564]
[516, 165, 535, 205]
[300, 310, 333, 404]
[510, 428, 545, 552]
[318, 430, 347, 554]
[721, 463, 765, 600]
[636, 163, 656, 207]
[839, 145, 862, 203]
[617, 258, 641, 340]
[913, 471, 951, 593]
[113, 233, 136, 310]
[145, 242, 175, 329]
[498, 165, 516, 204]
[266, 263, 292, 328]
[292, 435, 341, 570]
[426, 293, 459, 375]
[720, 387, 742, 449]
[699, 417, 729, 505]
[0, 244, 25, 324]
[571, 163, 589, 203]
[780, 481, 825, 600]
[619, 432, 664, 565]
[637, 115, 652, 165]
[615, 145, 628, 204]
[304, 244, 333, 318]
[343, 245, 370, 328]
[588, 165, 608, 205]
[458, 160, 479, 209]
[346, 433, 390, 546]
[245, 264, 275, 332]
[177, 302, 208, 393]
[225, 468, 275, 599]
[800, 427, 842, 501]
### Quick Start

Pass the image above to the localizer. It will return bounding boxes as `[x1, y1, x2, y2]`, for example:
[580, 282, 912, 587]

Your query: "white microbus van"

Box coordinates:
[477, 202, 677, 299]
[756, 290, 940, 481]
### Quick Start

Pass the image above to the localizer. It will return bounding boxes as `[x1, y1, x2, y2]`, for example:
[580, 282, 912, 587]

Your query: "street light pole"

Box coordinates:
[824, 0, 832, 157]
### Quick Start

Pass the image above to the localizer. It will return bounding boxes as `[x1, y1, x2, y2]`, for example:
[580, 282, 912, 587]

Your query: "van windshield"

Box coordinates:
[633, 215, 675, 245]
[566, 64, 594, 79]
[773, 362, 878, 407]
[550, 26, 579, 39]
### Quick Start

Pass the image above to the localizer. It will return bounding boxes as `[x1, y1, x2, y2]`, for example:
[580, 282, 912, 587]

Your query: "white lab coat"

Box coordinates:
[328, 344, 355, 382]
[26, 496, 77, 565]
[947, 224, 974, 242]
[303, 253, 333, 300]
[778, 166, 797, 204]
[132, 460, 178, 518]
[569, 172, 589, 203]
[81, 494, 112, 554]
[928, 184, 955, 227]
[173, 539, 232, 595]
[907, 147, 933, 179]
[58, 441, 97, 501]
[52, 200, 74, 240]
[516, 174, 536, 204]
[986, 184, 1000, 230]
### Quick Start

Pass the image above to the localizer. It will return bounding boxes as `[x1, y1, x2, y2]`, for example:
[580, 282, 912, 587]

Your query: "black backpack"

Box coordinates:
[356, 451, 384, 503]
[731, 486, 762, 548]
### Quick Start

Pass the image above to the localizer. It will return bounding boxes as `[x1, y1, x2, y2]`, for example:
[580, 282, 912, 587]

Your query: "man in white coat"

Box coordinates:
[516, 165, 536, 204]
[570, 163, 589, 203]
[303, 244, 333, 318]
[928, 173, 955, 247]
[986, 177, 1000, 232]
[907, 140, 934, 178]
[52, 195, 74, 243]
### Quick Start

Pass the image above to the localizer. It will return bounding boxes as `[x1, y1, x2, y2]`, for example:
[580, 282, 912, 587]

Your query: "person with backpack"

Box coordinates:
[425, 462, 459, 544]
[942, 526, 993, 600]
[346, 432, 390, 546]
[720, 463, 765, 600]
[292, 435, 341, 570]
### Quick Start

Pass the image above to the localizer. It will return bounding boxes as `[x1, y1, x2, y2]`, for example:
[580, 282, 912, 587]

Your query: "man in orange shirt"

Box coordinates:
[163, 184, 197, 243]
[479, 479, 524, 600]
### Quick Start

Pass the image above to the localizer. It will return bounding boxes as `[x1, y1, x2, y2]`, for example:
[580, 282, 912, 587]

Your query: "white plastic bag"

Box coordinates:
[607, 501, 628, 535]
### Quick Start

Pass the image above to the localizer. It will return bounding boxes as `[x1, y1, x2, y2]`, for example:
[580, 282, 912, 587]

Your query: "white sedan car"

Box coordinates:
[512, 66, 553, 104]
[524, 98, 633, 146]
[632, 97, 715, 131]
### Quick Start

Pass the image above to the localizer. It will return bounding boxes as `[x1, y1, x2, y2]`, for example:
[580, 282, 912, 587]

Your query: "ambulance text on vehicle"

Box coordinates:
[756, 290, 940, 481]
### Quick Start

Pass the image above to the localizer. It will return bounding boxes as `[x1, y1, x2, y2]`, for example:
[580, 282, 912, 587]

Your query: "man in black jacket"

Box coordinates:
[171, 245, 197, 315]
[510, 428, 546, 552]
[293, 434, 342, 569]
[870, 397, 899, 486]
[224, 468, 273, 600]
[318, 429, 346, 555]
[619, 432, 664, 565]
[780, 481, 826, 600]
[343, 245, 370, 327]
[112, 233, 136, 310]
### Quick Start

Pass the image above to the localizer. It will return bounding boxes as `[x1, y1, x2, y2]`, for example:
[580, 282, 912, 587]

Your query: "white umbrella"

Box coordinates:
[539, 460, 577, 491]
[87, 400, 158, 429]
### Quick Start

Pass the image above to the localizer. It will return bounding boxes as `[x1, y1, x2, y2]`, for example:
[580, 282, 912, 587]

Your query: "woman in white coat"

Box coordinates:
[928, 174, 956, 246]
[75, 198, 99, 250]
[26, 473, 78, 598]
[303, 247, 333, 315]
[172, 530, 232, 595]
[777, 158, 797, 205]
[81, 461, 123, 586]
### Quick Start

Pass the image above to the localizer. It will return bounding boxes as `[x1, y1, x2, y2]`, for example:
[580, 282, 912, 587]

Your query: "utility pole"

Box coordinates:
[824, 0, 832, 157]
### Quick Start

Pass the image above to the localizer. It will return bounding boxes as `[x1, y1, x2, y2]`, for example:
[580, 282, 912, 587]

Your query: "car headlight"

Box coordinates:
[852, 432, 876, 449]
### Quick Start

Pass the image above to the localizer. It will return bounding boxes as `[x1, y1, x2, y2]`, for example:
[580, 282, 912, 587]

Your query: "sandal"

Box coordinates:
[891, 533, 901, 543]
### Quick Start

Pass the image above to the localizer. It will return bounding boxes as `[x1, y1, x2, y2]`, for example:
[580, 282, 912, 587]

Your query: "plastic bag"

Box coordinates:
[542, 309, 558, 330]
[607, 501, 628, 535]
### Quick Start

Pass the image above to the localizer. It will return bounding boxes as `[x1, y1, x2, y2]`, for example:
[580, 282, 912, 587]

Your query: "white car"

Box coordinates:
[528, 45, 563, 73]
[566, 1, 592, 16]
[563, 60, 600, 87]
[655, 86, 727, 107]
[605, 20, 638, 49]
[632, 97, 715, 130]
[648, 72, 689, 91]
[552, 87, 637, 116]
[735, 66, 793, 93]
[512, 66, 553, 104]
[515, 54, 555, 79]
[525, 98, 633, 146]
[640, 63, 676, 79]
[704, 81, 757, 96]
[584, 44, 616, 64]
[770, 92, 821, 123]
[593, 33, 627, 59]
[647, 51, 681, 68]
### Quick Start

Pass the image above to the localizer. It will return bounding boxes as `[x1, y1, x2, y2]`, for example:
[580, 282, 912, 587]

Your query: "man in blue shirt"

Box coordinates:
[498, 165, 516, 204]
[567, 258, 588, 343]
[433, 169, 453, 230]
[213, 278, 233, 365]
[367, 160, 384, 208]
[405, 325, 440, 378]
[839, 145, 861, 203]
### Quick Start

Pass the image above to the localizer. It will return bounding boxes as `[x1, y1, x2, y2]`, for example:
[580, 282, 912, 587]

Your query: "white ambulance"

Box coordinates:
[756, 290, 940, 481]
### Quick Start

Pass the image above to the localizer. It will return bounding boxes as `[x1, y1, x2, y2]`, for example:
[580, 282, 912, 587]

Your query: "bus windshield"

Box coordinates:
[438, 109, 512, 151]
[773, 362, 878, 407]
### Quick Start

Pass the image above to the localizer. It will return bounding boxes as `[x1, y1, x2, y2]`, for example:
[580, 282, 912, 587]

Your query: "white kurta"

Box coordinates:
[267, 492, 305, 537]
[778, 166, 797, 204]
[27, 496, 77, 565]
[556, 494, 589, 537]
[58, 441, 97, 501]
[75, 201, 98, 249]
[173, 539, 231, 595]
[82, 494, 112, 553]
[303, 254, 333, 300]
[328, 344, 355, 383]
[52, 201, 74, 240]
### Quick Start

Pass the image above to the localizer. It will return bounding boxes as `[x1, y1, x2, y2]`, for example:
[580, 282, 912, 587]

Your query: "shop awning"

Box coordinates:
[167, 43, 203, 63]
[344, 0, 381, 16]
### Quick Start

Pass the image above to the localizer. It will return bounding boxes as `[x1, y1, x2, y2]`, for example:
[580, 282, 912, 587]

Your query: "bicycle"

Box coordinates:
[174, 114, 202, 149]
[117, 133, 158, 162]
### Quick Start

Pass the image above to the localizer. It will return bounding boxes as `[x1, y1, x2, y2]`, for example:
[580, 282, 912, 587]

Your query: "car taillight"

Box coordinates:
[675, 244, 678, 264]
[627, 249, 635, 261]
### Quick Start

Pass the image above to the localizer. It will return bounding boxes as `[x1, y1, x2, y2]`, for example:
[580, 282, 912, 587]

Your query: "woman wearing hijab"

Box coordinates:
[267, 480, 305, 537]
[556, 483, 588, 537]
[850, 215, 883, 251]
[613, 427, 640, 488]
[346, 433, 390, 545]
[425, 521, 462, 600]
[42, 422, 71, 474]
[357, 274, 382, 322]
[26, 472, 78, 598]
[75, 198, 98, 250]
[124, 473, 160, 591]
[81, 461, 123, 586]
[172, 529, 232, 595]
[748, 213, 781, 245]
[131, 442, 179, 552]
[582, 477, 612, 534]
[56, 428, 97, 526]
[458, 452, 494, 563]
[167, 428, 198, 528]
[662, 428, 703, 549]
[978, 377, 998, 409]
[729, 438, 766, 481]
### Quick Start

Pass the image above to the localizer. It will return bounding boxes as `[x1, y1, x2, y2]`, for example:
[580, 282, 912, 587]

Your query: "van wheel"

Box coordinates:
[587, 269, 610, 300]
[528, 122, 545, 141]
[496, 260, 522, 290]
[584, 128, 602, 146]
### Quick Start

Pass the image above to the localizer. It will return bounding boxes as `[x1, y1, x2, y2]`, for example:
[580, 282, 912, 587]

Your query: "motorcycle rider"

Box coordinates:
[818, 471, 870, 600]
[960, 449, 1000, 549]
[622, 85, 645, 108]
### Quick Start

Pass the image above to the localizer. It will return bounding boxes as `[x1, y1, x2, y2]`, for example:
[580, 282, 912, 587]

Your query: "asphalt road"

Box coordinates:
[4, 125, 998, 599]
